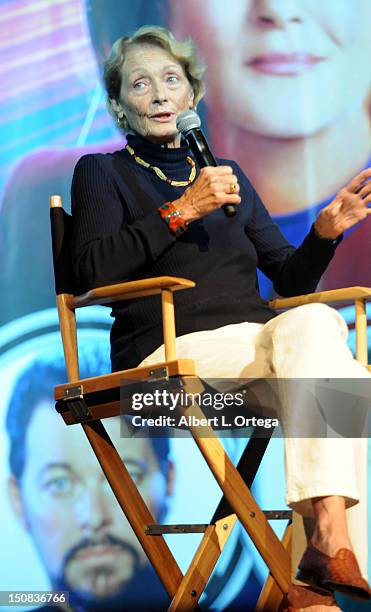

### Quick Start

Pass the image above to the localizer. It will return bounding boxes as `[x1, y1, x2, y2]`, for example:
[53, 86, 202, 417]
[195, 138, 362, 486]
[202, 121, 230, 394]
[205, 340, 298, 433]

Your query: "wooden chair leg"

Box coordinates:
[168, 514, 237, 611]
[179, 390, 291, 595]
[57, 294, 80, 381]
[355, 298, 368, 366]
[81, 419, 184, 599]
[168, 432, 277, 609]
[255, 522, 292, 612]
[168, 429, 274, 609]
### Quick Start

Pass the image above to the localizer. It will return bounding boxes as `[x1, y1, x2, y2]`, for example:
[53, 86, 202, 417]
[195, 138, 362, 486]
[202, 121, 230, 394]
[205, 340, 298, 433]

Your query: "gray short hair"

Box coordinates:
[103, 25, 206, 130]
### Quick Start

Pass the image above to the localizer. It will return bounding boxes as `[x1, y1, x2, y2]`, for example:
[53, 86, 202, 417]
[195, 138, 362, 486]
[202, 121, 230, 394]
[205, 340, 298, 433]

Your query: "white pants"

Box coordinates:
[140, 303, 369, 578]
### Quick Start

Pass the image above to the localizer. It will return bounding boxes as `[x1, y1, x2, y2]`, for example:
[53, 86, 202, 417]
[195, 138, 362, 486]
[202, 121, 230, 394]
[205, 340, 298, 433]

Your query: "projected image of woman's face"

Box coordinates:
[171, 0, 371, 137]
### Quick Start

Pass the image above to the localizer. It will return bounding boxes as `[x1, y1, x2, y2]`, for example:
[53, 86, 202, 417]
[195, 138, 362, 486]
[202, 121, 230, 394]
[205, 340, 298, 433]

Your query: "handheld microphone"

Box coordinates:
[176, 110, 237, 218]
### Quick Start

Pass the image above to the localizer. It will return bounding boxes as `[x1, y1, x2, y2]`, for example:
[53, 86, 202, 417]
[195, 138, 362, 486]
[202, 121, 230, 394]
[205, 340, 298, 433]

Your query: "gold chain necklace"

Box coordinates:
[125, 144, 196, 187]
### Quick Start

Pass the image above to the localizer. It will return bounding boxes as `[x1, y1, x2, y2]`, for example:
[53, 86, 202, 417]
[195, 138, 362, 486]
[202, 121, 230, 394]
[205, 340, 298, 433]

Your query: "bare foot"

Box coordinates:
[311, 523, 353, 558]
[311, 495, 353, 557]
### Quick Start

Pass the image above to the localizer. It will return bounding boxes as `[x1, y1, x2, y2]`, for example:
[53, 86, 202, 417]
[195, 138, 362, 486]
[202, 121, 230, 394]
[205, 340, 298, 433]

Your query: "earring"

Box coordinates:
[117, 112, 125, 127]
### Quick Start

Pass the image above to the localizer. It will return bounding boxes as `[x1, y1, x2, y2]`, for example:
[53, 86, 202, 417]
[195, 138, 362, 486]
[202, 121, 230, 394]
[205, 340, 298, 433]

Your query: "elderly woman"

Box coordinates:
[71, 26, 371, 611]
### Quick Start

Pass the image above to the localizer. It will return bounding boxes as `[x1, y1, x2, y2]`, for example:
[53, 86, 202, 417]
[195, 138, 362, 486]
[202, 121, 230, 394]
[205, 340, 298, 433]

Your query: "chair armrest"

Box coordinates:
[269, 286, 371, 368]
[269, 286, 371, 310]
[70, 276, 195, 309]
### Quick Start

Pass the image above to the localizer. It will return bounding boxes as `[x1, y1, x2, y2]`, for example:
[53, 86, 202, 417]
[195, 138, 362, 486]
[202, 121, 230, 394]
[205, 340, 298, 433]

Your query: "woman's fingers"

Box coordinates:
[339, 191, 370, 218]
[177, 165, 242, 223]
[202, 165, 234, 173]
[345, 167, 371, 193]
[205, 184, 241, 207]
[357, 180, 371, 199]
[333, 197, 368, 227]
[199, 165, 234, 180]
[199, 166, 239, 187]
[330, 178, 370, 215]
[316, 171, 371, 238]
[196, 167, 240, 200]
[218, 192, 241, 205]
[364, 194, 371, 214]
[214, 177, 240, 195]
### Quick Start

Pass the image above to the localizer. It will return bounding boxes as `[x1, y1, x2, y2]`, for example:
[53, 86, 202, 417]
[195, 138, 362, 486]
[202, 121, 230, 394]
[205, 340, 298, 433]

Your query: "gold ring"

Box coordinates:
[229, 183, 237, 193]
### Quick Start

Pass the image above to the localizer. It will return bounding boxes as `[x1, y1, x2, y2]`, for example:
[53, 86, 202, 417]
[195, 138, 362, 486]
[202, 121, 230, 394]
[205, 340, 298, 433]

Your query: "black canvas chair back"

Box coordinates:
[50, 196, 74, 295]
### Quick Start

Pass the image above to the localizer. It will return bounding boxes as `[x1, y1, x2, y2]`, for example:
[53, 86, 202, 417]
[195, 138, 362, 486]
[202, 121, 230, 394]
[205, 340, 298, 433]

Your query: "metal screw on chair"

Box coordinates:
[250, 511, 256, 518]
[223, 523, 228, 530]
[191, 590, 197, 597]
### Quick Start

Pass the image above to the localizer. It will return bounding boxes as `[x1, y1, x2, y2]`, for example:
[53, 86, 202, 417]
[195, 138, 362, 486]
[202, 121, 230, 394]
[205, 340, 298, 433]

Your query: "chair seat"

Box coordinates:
[55, 358, 197, 424]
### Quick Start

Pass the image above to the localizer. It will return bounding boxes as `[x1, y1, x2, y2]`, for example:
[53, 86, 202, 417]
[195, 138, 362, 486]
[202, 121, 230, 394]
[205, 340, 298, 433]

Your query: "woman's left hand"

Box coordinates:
[313, 168, 371, 240]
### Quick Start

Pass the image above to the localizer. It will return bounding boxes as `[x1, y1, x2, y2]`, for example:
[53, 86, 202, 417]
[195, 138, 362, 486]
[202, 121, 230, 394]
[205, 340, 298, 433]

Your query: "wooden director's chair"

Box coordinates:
[50, 194, 371, 611]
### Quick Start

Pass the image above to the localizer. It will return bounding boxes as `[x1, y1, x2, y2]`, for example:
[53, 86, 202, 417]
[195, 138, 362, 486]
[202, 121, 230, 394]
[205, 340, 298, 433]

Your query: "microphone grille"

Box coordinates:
[176, 110, 201, 134]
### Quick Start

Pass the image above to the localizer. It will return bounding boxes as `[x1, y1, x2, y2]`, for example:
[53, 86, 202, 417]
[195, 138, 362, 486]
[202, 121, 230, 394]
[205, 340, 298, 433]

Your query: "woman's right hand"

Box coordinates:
[173, 166, 241, 223]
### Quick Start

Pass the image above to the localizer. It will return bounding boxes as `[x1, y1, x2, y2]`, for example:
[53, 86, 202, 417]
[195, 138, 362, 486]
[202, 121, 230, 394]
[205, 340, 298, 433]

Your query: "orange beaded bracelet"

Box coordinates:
[158, 201, 188, 236]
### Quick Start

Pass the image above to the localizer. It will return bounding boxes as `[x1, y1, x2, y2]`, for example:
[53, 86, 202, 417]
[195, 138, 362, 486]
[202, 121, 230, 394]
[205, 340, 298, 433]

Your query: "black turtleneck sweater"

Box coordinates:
[71, 134, 341, 371]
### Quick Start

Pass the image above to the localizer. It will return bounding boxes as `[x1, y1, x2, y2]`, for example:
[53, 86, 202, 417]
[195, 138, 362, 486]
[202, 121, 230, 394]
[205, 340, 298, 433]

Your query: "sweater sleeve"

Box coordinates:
[71, 154, 176, 292]
[235, 164, 342, 297]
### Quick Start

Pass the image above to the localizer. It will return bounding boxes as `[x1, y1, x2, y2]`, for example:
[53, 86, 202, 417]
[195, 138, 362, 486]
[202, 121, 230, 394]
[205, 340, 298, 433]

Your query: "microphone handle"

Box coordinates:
[184, 129, 237, 218]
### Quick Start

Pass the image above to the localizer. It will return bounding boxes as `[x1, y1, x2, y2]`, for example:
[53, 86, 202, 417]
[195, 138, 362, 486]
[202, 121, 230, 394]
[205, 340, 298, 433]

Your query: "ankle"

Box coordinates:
[310, 526, 353, 557]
